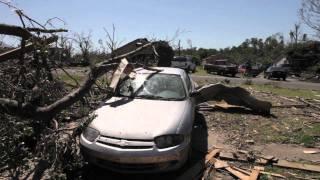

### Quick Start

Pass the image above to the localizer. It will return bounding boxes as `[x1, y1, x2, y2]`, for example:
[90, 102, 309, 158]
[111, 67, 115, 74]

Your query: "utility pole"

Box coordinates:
[178, 40, 181, 56]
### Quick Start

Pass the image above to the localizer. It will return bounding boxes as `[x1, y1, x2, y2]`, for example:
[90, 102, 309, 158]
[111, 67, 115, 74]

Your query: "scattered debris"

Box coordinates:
[303, 149, 320, 154]
[245, 140, 255, 144]
[186, 147, 320, 179]
[274, 160, 320, 172]
[299, 98, 320, 111]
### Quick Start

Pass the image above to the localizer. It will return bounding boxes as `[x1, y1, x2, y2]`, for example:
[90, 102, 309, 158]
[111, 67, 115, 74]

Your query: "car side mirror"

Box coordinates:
[190, 90, 200, 97]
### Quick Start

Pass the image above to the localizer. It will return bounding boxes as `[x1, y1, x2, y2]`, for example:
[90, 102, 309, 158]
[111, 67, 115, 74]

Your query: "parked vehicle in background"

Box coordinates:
[264, 66, 288, 80]
[204, 59, 237, 77]
[80, 67, 197, 172]
[171, 56, 196, 73]
[238, 63, 262, 77]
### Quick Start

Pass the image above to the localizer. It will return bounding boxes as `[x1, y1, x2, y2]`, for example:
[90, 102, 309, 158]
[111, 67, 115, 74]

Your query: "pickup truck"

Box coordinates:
[171, 56, 196, 73]
[204, 59, 237, 77]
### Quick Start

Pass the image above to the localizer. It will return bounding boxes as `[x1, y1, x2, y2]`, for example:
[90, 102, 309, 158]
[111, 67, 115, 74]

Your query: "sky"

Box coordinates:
[0, 0, 310, 49]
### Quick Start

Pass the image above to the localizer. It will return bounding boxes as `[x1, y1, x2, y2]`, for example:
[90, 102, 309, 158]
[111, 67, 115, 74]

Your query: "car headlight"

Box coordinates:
[154, 134, 184, 149]
[83, 127, 100, 142]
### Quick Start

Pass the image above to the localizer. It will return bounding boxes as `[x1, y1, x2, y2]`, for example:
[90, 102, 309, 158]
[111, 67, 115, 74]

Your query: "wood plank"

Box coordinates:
[248, 169, 260, 180]
[214, 159, 229, 169]
[225, 167, 249, 180]
[205, 149, 221, 164]
[274, 160, 320, 173]
[231, 166, 251, 175]
[260, 171, 286, 179]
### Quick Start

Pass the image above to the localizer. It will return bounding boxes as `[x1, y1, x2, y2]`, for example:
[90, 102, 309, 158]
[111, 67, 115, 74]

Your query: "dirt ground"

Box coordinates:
[198, 86, 320, 179]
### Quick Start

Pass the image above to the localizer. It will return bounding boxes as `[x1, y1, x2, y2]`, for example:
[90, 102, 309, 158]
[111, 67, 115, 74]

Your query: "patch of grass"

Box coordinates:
[243, 84, 320, 99]
[58, 73, 86, 86]
[264, 166, 320, 178]
[193, 66, 208, 76]
[246, 116, 320, 147]
[297, 134, 315, 147]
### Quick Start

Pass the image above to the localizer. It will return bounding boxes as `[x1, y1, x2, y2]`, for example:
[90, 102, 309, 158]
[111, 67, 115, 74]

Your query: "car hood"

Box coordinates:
[90, 97, 188, 140]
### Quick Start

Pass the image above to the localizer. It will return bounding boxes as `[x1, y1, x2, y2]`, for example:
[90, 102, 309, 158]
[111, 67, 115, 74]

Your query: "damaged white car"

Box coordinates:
[80, 67, 198, 172]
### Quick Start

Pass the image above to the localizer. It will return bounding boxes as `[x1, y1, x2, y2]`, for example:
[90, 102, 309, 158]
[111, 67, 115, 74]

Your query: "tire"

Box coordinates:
[231, 73, 236, 77]
[282, 76, 286, 81]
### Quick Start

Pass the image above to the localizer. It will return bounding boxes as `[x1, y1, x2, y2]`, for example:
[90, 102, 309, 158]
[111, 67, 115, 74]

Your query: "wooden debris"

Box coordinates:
[214, 159, 229, 169]
[248, 169, 260, 180]
[219, 152, 239, 161]
[219, 151, 270, 165]
[245, 139, 255, 144]
[278, 96, 299, 103]
[181, 147, 320, 180]
[271, 124, 280, 132]
[225, 166, 250, 180]
[108, 58, 131, 91]
[255, 158, 269, 165]
[214, 101, 242, 109]
[253, 166, 265, 171]
[299, 98, 320, 111]
[303, 149, 320, 154]
[274, 160, 320, 173]
[260, 171, 286, 179]
[231, 166, 251, 175]
[205, 148, 221, 164]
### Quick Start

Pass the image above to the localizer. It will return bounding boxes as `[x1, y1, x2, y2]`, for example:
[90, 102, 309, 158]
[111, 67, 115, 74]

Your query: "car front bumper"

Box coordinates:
[80, 134, 190, 173]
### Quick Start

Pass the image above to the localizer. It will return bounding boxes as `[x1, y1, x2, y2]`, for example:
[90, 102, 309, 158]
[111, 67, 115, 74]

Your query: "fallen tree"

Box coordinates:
[196, 84, 272, 114]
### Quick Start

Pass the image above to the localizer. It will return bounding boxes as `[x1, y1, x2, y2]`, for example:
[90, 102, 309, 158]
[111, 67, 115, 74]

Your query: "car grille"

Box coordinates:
[96, 159, 178, 171]
[96, 135, 154, 149]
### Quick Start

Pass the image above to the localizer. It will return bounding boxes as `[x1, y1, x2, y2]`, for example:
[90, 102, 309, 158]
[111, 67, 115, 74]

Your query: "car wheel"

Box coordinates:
[282, 76, 286, 81]
[231, 73, 236, 77]
[267, 75, 271, 79]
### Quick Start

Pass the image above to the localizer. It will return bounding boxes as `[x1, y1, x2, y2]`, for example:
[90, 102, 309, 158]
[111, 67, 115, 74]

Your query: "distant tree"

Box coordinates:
[74, 32, 92, 65]
[289, 24, 307, 45]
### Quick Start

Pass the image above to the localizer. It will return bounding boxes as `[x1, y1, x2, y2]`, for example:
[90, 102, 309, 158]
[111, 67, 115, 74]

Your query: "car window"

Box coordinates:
[118, 73, 186, 100]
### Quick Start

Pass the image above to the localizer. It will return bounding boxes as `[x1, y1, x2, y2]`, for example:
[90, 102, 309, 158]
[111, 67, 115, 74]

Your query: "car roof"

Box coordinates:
[134, 67, 186, 76]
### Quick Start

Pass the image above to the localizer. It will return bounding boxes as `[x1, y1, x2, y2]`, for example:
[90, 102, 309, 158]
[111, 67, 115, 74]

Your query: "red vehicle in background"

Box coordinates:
[238, 63, 262, 77]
